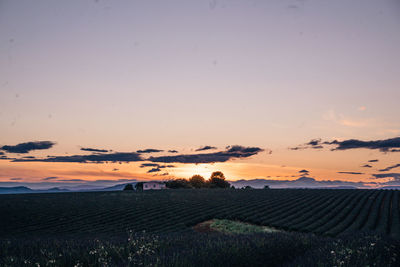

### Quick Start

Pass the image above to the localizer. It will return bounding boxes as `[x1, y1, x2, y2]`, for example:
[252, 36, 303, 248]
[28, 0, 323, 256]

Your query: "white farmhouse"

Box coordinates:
[143, 182, 166, 190]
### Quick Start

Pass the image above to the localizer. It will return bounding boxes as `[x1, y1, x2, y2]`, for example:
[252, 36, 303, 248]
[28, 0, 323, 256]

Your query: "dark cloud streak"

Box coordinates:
[12, 152, 143, 163]
[136, 149, 164, 153]
[337, 171, 364, 175]
[195, 146, 217, 151]
[379, 164, 400, 172]
[81, 147, 109, 153]
[1, 141, 55, 153]
[148, 145, 264, 164]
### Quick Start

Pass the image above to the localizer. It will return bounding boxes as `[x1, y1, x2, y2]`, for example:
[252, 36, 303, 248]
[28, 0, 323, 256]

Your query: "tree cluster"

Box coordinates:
[165, 171, 231, 189]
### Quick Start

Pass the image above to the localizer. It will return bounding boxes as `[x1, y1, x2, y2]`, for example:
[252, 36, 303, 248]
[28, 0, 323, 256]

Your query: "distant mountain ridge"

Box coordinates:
[0, 178, 399, 194]
[0, 186, 70, 194]
[229, 177, 373, 189]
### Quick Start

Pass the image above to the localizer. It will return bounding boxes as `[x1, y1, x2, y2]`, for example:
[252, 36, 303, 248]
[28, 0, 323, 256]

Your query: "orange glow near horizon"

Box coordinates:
[0, 156, 384, 184]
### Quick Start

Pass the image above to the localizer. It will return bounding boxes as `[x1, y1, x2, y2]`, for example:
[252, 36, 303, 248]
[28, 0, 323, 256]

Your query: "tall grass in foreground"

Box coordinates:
[0, 231, 399, 267]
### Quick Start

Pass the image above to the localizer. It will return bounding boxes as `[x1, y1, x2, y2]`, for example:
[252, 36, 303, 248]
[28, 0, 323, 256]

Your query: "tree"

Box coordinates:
[263, 185, 270, 189]
[165, 179, 192, 189]
[189, 175, 206, 188]
[134, 182, 143, 191]
[208, 171, 230, 188]
[123, 184, 134, 191]
[210, 171, 225, 179]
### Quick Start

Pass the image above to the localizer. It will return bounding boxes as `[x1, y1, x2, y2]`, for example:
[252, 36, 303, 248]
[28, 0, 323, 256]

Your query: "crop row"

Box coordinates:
[0, 189, 399, 238]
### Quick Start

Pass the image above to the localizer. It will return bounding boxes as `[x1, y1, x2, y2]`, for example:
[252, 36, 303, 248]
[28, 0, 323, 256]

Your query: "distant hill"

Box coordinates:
[0, 183, 137, 195]
[230, 177, 370, 189]
[96, 183, 137, 191]
[0, 186, 70, 194]
[379, 186, 400, 190]
[0, 186, 33, 194]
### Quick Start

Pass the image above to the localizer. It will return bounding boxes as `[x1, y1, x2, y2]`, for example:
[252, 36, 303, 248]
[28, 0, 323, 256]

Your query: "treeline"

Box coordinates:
[166, 171, 231, 189]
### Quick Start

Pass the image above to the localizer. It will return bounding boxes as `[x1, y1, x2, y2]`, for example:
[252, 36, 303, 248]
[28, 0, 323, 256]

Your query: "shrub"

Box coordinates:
[123, 184, 134, 191]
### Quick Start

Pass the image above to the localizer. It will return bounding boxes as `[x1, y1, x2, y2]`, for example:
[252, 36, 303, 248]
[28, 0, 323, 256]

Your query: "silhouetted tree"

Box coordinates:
[208, 171, 230, 188]
[165, 179, 192, 189]
[263, 185, 270, 189]
[135, 182, 143, 191]
[189, 175, 206, 188]
[123, 184, 134, 191]
[210, 171, 225, 179]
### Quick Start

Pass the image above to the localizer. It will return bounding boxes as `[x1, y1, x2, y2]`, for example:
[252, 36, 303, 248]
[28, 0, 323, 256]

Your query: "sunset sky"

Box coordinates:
[1, 0, 400, 188]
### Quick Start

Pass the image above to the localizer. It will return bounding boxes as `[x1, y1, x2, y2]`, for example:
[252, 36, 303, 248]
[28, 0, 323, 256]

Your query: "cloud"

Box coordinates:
[12, 152, 143, 163]
[323, 110, 369, 127]
[372, 173, 400, 181]
[299, 169, 309, 174]
[295, 137, 400, 153]
[42, 177, 58, 181]
[81, 147, 109, 153]
[136, 149, 164, 153]
[57, 179, 87, 182]
[147, 168, 161, 173]
[195, 146, 217, 151]
[153, 172, 169, 176]
[290, 139, 323, 150]
[112, 168, 119, 171]
[368, 159, 379, 162]
[140, 163, 160, 168]
[160, 165, 175, 168]
[326, 137, 400, 152]
[1, 141, 56, 153]
[168, 150, 178, 153]
[379, 164, 400, 172]
[0, 152, 3, 155]
[337, 171, 364, 175]
[55, 170, 140, 179]
[148, 145, 264, 164]
[361, 164, 372, 168]
[140, 163, 175, 171]
[0, 155, 16, 160]
[9, 178, 22, 181]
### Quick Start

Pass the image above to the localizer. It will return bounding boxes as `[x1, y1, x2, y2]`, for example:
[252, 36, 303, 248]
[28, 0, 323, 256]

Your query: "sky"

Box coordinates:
[0, 0, 400, 188]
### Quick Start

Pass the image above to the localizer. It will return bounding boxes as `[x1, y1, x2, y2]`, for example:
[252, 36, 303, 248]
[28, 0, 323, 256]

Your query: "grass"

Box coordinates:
[209, 219, 280, 234]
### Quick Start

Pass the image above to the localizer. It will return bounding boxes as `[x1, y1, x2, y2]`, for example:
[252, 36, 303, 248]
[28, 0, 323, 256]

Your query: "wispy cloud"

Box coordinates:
[42, 176, 58, 181]
[326, 137, 400, 152]
[361, 164, 372, 168]
[323, 110, 370, 128]
[379, 164, 400, 172]
[293, 137, 400, 153]
[195, 146, 217, 152]
[1, 141, 56, 154]
[148, 145, 264, 164]
[290, 139, 323, 150]
[372, 173, 400, 181]
[337, 171, 364, 175]
[13, 152, 143, 163]
[81, 147, 109, 153]
[136, 149, 164, 153]
[147, 168, 161, 173]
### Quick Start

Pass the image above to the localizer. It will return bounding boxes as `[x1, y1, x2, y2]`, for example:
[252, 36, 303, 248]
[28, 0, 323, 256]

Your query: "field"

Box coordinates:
[1, 189, 400, 266]
[1, 189, 399, 238]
